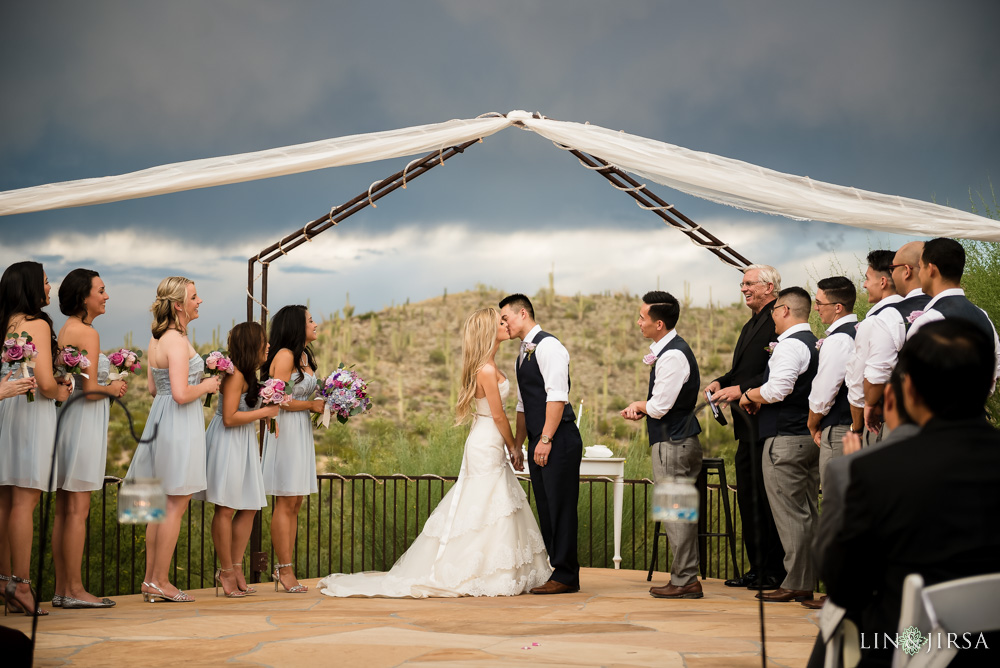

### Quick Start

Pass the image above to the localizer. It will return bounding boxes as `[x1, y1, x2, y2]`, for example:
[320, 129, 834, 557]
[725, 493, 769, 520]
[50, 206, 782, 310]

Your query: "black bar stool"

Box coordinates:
[647, 457, 739, 581]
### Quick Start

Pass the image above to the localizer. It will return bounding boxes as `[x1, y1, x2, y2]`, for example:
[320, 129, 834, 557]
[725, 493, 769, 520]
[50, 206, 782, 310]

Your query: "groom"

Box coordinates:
[500, 293, 582, 594]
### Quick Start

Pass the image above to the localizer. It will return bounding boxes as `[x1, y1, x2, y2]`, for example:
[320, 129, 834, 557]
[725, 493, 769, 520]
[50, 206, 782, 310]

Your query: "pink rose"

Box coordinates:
[130, 363, 141, 373]
[642, 353, 657, 365]
[23, 342, 36, 356]
[3, 338, 14, 348]
[16, 336, 27, 346]
[79, 355, 91, 369]
[906, 310, 925, 324]
[259, 385, 275, 401]
[5, 344, 24, 361]
[61, 348, 82, 367]
[108, 351, 125, 366]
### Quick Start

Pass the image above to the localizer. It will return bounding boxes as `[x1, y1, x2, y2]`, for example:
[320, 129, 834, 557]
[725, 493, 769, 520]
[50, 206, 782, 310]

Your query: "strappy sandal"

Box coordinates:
[5, 575, 48, 616]
[141, 581, 194, 603]
[233, 562, 256, 594]
[215, 568, 247, 598]
[272, 563, 308, 593]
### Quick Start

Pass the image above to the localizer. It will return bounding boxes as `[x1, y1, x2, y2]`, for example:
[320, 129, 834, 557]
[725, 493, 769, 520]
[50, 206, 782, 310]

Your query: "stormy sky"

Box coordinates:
[1, 1, 998, 345]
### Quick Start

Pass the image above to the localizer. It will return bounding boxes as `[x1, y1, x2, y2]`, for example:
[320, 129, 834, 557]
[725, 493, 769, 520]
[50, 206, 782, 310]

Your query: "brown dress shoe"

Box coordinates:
[650, 580, 704, 599]
[529, 580, 579, 595]
[801, 595, 827, 609]
[755, 587, 813, 603]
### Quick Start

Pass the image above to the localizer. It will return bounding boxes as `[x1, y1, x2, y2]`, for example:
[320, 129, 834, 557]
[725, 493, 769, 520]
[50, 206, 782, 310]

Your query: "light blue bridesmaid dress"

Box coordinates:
[261, 371, 318, 496]
[56, 353, 111, 492]
[125, 356, 207, 495]
[0, 361, 57, 491]
[196, 389, 267, 509]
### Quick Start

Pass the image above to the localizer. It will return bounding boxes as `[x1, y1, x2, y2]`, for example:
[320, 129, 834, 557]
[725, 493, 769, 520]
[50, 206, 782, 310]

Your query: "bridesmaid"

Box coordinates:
[196, 322, 277, 597]
[52, 269, 127, 609]
[0, 261, 71, 616]
[260, 305, 323, 593]
[125, 276, 220, 603]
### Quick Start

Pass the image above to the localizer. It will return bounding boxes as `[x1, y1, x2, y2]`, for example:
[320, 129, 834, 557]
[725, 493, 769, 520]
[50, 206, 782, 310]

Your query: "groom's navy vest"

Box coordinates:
[516, 331, 576, 441]
[758, 329, 819, 439]
[646, 335, 701, 443]
[819, 320, 858, 430]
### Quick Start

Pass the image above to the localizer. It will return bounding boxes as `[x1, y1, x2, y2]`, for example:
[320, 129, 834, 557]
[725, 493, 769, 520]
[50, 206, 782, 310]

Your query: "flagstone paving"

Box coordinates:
[3, 568, 819, 667]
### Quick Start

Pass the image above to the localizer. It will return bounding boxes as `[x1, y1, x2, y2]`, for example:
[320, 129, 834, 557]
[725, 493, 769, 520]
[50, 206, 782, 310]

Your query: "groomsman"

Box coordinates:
[705, 264, 785, 591]
[806, 276, 857, 489]
[500, 293, 583, 595]
[740, 287, 819, 603]
[909, 237, 1000, 388]
[862, 241, 928, 435]
[844, 251, 901, 446]
[620, 291, 703, 599]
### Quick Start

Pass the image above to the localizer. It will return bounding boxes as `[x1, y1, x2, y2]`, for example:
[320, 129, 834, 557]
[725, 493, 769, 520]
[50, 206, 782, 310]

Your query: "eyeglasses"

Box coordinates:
[814, 300, 844, 308]
[888, 263, 912, 272]
[739, 280, 766, 289]
[773, 303, 790, 315]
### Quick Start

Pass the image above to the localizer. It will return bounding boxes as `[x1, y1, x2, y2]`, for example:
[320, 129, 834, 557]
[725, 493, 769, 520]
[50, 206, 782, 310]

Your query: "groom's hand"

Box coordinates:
[534, 441, 552, 467]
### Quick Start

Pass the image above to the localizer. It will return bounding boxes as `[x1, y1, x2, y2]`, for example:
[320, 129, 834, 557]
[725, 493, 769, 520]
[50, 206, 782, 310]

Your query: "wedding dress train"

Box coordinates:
[318, 378, 552, 598]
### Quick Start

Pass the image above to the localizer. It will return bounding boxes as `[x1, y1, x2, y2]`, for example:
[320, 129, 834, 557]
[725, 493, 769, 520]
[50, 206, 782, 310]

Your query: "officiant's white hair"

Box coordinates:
[743, 264, 781, 292]
[456, 307, 501, 424]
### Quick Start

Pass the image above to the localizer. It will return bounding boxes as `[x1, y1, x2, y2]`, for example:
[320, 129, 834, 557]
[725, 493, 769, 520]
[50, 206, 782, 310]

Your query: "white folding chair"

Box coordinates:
[893, 572, 1000, 668]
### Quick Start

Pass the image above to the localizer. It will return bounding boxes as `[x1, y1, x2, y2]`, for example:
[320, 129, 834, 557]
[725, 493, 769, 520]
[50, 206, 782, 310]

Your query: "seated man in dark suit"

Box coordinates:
[820, 320, 1000, 667]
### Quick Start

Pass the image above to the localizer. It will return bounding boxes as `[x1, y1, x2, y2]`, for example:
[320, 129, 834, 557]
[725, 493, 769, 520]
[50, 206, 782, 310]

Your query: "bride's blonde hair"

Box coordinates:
[455, 307, 500, 424]
[151, 276, 193, 339]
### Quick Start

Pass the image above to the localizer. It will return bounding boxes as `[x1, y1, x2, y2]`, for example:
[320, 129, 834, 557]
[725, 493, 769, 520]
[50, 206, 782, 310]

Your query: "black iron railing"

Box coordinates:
[29, 473, 747, 599]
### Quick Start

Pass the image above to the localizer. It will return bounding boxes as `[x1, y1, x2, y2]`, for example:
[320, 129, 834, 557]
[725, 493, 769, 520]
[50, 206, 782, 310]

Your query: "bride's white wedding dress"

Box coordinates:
[318, 378, 552, 598]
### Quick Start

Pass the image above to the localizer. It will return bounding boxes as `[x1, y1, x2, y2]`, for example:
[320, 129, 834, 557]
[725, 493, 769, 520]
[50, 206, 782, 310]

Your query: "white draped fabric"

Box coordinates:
[2, 109, 997, 241]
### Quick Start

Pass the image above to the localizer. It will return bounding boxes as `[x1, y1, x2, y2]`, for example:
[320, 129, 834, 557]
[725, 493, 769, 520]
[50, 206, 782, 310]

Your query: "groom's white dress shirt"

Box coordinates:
[515, 324, 570, 413]
[644, 330, 691, 420]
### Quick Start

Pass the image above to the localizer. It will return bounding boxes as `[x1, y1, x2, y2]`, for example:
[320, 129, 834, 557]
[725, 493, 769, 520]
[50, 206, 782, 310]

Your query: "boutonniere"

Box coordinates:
[522, 342, 537, 360]
[906, 310, 925, 324]
[643, 353, 657, 366]
[854, 323, 861, 331]
[765, 341, 778, 355]
[815, 338, 825, 351]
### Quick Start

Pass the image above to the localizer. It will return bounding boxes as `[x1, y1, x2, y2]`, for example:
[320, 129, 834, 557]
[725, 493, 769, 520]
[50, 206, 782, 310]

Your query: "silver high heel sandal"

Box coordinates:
[5, 575, 48, 616]
[215, 568, 247, 598]
[233, 562, 256, 594]
[141, 581, 194, 603]
[272, 563, 307, 593]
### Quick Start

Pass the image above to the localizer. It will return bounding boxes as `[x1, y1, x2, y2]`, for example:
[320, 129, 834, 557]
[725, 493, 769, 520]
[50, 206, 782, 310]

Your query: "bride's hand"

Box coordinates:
[508, 446, 524, 472]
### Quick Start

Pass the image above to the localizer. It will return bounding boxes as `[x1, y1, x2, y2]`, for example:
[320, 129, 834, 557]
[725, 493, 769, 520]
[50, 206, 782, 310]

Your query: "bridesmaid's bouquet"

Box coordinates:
[201, 350, 234, 407]
[55, 345, 92, 404]
[2, 331, 39, 402]
[259, 378, 291, 434]
[108, 347, 142, 380]
[315, 364, 372, 427]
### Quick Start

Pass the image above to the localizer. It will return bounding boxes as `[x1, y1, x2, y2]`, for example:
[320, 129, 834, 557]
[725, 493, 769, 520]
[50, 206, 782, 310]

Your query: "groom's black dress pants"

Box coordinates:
[527, 423, 582, 589]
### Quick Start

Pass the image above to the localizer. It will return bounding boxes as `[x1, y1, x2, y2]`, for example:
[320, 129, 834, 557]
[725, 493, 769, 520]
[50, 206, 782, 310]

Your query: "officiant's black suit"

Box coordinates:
[712, 300, 785, 582]
[517, 330, 582, 589]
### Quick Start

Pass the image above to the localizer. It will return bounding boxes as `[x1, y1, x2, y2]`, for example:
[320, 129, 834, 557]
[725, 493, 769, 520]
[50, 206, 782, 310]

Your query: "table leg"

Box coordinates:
[613, 474, 623, 569]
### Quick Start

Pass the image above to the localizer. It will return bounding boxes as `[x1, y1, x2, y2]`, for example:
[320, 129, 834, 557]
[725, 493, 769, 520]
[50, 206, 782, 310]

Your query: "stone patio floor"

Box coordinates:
[3, 568, 820, 667]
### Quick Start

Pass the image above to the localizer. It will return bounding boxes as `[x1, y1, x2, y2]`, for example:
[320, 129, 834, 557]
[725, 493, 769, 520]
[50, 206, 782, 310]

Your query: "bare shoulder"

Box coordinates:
[18, 317, 51, 339]
[477, 363, 498, 381]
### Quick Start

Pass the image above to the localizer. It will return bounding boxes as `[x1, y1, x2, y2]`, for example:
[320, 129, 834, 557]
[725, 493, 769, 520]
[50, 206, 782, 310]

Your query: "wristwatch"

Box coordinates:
[540, 434, 552, 445]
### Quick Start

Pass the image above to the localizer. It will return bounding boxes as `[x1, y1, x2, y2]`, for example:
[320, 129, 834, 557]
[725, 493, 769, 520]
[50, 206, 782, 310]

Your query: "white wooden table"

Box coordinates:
[580, 457, 626, 569]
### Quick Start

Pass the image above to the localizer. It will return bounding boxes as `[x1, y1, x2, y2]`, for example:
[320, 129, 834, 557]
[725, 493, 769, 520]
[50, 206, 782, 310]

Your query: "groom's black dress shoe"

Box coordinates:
[529, 580, 579, 595]
[724, 571, 758, 588]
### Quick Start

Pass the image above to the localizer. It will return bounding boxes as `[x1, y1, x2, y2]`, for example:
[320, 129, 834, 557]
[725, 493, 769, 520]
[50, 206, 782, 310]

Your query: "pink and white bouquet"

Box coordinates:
[55, 345, 92, 403]
[201, 350, 235, 407]
[3, 331, 39, 402]
[315, 363, 372, 427]
[259, 378, 291, 433]
[108, 347, 142, 380]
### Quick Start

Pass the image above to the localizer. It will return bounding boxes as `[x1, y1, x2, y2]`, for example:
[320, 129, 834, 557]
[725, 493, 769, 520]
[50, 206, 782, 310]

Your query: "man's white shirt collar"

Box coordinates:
[649, 329, 678, 355]
[777, 322, 813, 341]
[523, 324, 542, 344]
[905, 287, 926, 299]
[867, 293, 903, 316]
[825, 313, 858, 335]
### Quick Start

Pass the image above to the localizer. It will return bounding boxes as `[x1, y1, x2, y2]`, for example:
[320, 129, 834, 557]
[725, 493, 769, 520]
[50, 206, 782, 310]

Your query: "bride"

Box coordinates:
[318, 307, 552, 597]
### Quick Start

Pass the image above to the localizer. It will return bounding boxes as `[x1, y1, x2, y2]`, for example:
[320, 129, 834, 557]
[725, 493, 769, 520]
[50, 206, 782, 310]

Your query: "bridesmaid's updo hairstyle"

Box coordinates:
[455, 307, 501, 424]
[228, 322, 267, 402]
[151, 276, 194, 339]
[0, 261, 58, 360]
[261, 305, 317, 382]
[59, 268, 101, 319]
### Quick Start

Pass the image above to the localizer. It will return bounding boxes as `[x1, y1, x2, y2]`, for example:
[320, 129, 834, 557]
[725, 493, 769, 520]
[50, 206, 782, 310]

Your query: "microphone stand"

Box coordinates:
[30, 391, 156, 661]
[688, 401, 767, 668]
